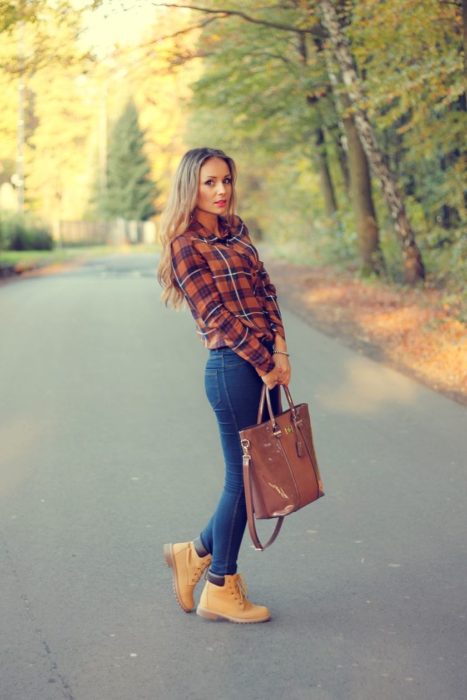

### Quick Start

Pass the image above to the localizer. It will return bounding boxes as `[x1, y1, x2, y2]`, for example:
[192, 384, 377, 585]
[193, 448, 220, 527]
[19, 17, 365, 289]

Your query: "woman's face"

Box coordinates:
[195, 157, 232, 216]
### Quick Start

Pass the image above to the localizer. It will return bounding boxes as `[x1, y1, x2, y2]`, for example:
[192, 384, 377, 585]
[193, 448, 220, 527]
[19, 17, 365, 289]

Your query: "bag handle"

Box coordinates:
[256, 384, 296, 425]
[242, 450, 284, 551]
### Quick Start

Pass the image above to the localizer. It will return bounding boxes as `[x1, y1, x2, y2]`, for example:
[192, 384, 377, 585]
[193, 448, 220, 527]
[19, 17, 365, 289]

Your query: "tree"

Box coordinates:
[348, 0, 464, 274]
[151, 1, 388, 275]
[96, 99, 158, 221]
[194, 2, 385, 273]
[319, 0, 425, 282]
[152, 1, 436, 282]
[0, 1, 100, 216]
[26, 63, 96, 221]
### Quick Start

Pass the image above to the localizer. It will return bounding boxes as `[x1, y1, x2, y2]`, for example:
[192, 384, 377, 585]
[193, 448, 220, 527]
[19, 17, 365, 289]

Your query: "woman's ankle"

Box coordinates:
[193, 536, 210, 558]
[207, 570, 225, 586]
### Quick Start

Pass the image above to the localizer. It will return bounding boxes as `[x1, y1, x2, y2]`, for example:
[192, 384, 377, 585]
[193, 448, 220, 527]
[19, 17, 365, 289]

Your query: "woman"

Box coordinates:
[157, 147, 291, 623]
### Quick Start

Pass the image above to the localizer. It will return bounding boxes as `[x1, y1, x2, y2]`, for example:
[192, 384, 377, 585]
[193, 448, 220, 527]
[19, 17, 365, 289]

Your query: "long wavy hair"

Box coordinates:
[157, 147, 238, 308]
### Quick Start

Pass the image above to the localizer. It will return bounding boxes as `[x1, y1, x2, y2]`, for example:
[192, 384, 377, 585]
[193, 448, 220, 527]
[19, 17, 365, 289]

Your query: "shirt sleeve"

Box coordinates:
[171, 235, 275, 374]
[256, 258, 286, 341]
[240, 224, 286, 341]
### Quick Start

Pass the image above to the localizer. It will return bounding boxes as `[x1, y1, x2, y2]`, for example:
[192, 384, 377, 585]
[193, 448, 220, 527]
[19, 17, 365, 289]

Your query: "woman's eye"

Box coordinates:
[204, 177, 231, 186]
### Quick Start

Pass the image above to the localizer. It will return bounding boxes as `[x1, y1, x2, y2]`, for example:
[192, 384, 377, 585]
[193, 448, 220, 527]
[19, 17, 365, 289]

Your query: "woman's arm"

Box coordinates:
[236, 221, 290, 386]
[257, 260, 286, 343]
[239, 222, 286, 342]
[274, 333, 288, 353]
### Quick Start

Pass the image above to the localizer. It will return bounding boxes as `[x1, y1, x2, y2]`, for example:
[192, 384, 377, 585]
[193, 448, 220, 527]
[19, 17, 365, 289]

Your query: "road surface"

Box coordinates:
[1, 252, 466, 700]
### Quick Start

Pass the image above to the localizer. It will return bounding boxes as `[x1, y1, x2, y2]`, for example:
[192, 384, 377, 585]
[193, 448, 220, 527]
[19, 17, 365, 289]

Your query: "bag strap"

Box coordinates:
[257, 384, 296, 425]
[242, 451, 284, 551]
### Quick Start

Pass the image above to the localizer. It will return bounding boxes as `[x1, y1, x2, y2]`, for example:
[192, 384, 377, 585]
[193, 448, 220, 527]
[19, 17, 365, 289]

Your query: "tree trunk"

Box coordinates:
[320, 0, 425, 283]
[343, 110, 385, 275]
[322, 46, 383, 273]
[330, 124, 350, 194]
[313, 29, 382, 271]
[315, 126, 338, 216]
[300, 34, 339, 219]
[463, 0, 467, 104]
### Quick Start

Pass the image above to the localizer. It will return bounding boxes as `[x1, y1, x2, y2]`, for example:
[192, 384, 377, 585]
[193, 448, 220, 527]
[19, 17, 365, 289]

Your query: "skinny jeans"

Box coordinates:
[199, 344, 280, 576]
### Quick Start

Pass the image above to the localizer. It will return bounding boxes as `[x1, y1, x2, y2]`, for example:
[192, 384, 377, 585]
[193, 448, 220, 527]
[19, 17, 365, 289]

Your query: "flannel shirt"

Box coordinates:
[170, 215, 285, 374]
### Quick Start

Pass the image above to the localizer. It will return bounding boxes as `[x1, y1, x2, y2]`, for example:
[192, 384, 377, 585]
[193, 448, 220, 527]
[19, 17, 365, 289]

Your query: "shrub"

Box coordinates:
[0, 212, 54, 251]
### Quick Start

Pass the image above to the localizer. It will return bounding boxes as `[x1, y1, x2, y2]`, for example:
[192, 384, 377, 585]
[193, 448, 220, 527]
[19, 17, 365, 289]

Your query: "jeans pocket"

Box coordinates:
[204, 370, 222, 409]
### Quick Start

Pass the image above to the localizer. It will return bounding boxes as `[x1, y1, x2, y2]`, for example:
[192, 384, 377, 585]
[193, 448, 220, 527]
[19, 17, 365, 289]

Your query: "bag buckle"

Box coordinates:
[240, 439, 251, 458]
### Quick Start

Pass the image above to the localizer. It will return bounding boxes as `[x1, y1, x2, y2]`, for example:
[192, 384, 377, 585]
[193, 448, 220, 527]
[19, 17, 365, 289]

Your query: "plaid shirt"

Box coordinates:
[170, 215, 285, 374]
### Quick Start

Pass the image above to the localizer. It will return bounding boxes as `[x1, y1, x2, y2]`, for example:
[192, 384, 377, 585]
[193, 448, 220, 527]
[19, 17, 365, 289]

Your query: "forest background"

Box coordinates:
[0, 0, 465, 397]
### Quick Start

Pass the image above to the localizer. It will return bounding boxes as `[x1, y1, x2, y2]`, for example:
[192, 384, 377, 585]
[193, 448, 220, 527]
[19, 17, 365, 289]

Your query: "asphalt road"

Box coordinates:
[1, 252, 466, 700]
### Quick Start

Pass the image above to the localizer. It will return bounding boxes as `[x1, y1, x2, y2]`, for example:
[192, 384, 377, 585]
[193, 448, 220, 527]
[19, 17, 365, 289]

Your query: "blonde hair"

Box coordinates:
[157, 147, 238, 308]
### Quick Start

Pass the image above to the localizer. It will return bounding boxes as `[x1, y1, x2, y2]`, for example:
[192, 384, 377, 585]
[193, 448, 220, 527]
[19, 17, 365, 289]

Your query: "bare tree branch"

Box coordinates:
[249, 50, 298, 69]
[93, 15, 219, 62]
[151, 2, 326, 38]
[130, 15, 219, 50]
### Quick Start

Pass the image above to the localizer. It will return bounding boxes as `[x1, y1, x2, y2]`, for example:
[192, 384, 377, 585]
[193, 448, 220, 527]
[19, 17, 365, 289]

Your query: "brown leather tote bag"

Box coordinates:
[239, 384, 324, 551]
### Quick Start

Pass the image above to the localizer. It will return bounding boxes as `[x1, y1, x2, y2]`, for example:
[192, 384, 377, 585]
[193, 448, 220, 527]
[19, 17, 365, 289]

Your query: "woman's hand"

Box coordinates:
[257, 355, 291, 390]
[259, 366, 282, 390]
[273, 352, 291, 386]
[271, 334, 291, 386]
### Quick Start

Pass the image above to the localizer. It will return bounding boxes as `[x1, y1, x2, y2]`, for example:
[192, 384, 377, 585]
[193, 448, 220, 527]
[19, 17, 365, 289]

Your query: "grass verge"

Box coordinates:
[0, 243, 159, 275]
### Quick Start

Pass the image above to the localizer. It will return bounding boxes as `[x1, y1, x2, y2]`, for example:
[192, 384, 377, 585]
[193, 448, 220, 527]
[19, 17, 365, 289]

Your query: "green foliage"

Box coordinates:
[182, 0, 465, 286]
[93, 99, 158, 221]
[0, 211, 53, 250]
[349, 0, 465, 274]
[189, 3, 328, 158]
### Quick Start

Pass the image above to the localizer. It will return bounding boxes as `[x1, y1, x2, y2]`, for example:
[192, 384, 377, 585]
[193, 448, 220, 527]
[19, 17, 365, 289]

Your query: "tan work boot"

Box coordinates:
[163, 541, 212, 612]
[197, 573, 271, 623]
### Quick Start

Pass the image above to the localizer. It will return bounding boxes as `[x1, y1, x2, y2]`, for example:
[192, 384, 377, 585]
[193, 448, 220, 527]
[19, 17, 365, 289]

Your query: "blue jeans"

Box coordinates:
[200, 345, 280, 575]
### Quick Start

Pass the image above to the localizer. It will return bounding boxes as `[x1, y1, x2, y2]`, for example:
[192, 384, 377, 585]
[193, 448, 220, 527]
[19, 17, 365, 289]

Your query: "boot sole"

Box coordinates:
[163, 543, 194, 613]
[196, 607, 271, 624]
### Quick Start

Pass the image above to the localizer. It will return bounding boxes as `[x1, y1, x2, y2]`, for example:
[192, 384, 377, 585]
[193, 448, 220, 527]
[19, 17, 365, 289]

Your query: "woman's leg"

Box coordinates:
[200, 349, 280, 576]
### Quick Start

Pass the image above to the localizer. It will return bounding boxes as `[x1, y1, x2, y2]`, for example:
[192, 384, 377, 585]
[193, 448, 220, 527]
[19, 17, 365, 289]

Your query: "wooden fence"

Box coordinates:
[55, 219, 157, 245]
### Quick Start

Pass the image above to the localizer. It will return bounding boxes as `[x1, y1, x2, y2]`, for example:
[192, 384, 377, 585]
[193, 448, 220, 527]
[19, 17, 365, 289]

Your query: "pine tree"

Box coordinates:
[99, 99, 158, 221]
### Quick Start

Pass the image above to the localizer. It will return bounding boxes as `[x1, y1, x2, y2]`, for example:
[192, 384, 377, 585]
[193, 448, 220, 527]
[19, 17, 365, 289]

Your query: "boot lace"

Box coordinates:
[230, 574, 248, 607]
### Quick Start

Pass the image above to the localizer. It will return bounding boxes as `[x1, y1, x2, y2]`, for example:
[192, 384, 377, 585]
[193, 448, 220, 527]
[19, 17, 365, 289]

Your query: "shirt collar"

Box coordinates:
[189, 216, 240, 243]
